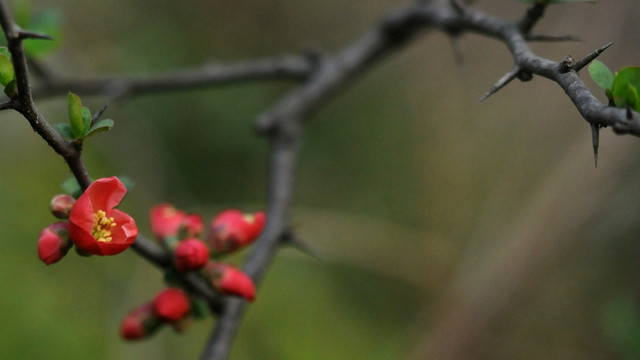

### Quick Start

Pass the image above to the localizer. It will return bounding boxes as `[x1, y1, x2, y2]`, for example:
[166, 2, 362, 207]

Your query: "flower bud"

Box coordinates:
[37, 222, 72, 265]
[203, 262, 256, 302]
[206, 209, 266, 255]
[174, 238, 210, 272]
[120, 303, 162, 341]
[50, 194, 76, 219]
[152, 288, 191, 322]
[150, 203, 185, 241]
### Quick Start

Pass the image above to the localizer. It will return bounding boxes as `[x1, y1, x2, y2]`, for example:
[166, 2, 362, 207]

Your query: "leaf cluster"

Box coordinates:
[589, 60, 640, 112]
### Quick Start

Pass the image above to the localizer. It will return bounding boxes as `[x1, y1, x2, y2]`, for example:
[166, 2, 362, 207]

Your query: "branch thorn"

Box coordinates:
[480, 66, 520, 102]
[574, 41, 614, 72]
[590, 123, 599, 168]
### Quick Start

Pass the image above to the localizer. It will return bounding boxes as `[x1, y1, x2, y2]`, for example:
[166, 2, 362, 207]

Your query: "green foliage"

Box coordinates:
[588, 60, 614, 98]
[589, 61, 640, 112]
[59, 92, 114, 140]
[0, 53, 13, 86]
[603, 295, 640, 359]
[612, 67, 640, 111]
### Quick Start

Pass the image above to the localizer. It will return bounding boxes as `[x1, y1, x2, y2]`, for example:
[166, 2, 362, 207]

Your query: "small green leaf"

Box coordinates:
[588, 60, 614, 96]
[55, 123, 74, 139]
[0, 47, 12, 61]
[3, 79, 17, 98]
[612, 66, 640, 111]
[81, 106, 91, 135]
[85, 118, 114, 137]
[67, 92, 84, 139]
[190, 298, 211, 319]
[0, 53, 14, 86]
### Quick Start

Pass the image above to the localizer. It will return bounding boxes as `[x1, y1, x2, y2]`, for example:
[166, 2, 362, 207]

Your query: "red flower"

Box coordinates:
[203, 262, 256, 302]
[49, 194, 76, 219]
[149, 203, 185, 240]
[37, 222, 72, 265]
[68, 177, 138, 256]
[174, 238, 210, 272]
[120, 303, 161, 340]
[206, 209, 265, 255]
[152, 288, 191, 322]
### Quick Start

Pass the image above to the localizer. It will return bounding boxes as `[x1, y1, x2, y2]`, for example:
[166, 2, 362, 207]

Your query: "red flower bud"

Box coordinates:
[68, 177, 138, 256]
[37, 222, 72, 265]
[150, 203, 185, 240]
[120, 303, 162, 341]
[152, 288, 191, 322]
[206, 209, 265, 255]
[50, 194, 76, 219]
[174, 238, 210, 272]
[203, 262, 256, 302]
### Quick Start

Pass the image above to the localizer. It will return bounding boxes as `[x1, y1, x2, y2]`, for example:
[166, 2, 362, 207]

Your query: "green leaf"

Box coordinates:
[3, 79, 17, 98]
[85, 118, 114, 137]
[612, 66, 640, 111]
[190, 298, 211, 319]
[588, 60, 614, 96]
[81, 106, 91, 135]
[0, 53, 14, 86]
[67, 92, 84, 139]
[54, 123, 74, 139]
[0, 47, 12, 61]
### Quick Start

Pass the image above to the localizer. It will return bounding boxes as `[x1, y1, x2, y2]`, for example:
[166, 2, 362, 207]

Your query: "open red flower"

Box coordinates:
[68, 177, 138, 256]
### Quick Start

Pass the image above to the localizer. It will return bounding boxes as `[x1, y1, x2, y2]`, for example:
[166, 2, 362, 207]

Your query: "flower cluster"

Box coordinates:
[120, 204, 265, 341]
[149, 204, 264, 301]
[37, 177, 138, 265]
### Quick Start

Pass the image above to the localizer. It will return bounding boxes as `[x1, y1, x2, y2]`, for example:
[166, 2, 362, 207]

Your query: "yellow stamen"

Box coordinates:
[92, 209, 117, 243]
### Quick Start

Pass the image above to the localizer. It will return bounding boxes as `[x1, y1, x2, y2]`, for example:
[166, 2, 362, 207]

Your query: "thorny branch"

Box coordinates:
[0, 0, 638, 359]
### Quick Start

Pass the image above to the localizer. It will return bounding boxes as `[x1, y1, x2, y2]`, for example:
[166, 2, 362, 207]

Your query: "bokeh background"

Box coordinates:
[1, 0, 640, 359]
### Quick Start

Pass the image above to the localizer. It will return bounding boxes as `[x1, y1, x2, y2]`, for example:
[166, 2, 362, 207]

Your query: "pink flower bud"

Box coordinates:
[150, 203, 185, 240]
[37, 222, 72, 265]
[120, 303, 162, 341]
[152, 288, 191, 322]
[174, 238, 210, 272]
[50, 194, 76, 219]
[203, 262, 256, 302]
[206, 209, 266, 255]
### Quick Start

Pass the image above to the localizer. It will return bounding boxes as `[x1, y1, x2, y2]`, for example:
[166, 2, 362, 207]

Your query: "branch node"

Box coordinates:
[449, 0, 467, 15]
[573, 41, 614, 72]
[559, 55, 575, 73]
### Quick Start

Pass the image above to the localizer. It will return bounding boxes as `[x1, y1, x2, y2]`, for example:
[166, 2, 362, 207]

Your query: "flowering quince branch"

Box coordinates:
[1, 0, 639, 359]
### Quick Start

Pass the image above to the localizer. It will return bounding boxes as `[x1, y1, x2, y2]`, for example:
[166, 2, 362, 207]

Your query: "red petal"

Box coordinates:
[85, 177, 127, 212]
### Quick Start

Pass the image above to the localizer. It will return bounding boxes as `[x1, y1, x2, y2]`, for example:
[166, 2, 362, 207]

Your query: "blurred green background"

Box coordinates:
[1, 0, 640, 359]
